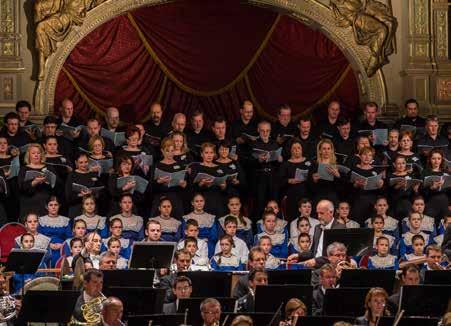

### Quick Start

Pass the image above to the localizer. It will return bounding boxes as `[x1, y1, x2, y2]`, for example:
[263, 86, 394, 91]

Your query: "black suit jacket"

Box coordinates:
[311, 219, 346, 257]
[163, 301, 177, 314]
[312, 288, 325, 316]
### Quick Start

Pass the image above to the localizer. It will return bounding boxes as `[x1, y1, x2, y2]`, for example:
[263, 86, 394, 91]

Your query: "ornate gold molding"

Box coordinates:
[35, 0, 389, 116]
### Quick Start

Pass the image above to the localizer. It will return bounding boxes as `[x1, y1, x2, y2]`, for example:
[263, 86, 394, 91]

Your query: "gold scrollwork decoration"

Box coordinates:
[34, 0, 109, 80]
[330, 0, 397, 77]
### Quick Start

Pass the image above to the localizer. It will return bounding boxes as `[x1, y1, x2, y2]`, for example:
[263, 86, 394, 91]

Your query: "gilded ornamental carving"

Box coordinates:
[34, 0, 108, 80]
[330, 0, 397, 77]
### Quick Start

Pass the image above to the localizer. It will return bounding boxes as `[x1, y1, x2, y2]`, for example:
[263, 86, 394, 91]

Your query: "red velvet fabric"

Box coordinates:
[54, 0, 359, 123]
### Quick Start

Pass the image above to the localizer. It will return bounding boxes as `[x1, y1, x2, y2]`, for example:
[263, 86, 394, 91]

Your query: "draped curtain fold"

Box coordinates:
[54, 0, 359, 123]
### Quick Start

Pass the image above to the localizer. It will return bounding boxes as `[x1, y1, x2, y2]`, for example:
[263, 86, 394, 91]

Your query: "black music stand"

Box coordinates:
[399, 285, 451, 317]
[221, 312, 279, 325]
[15, 290, 79, 325]
[340, 269, 396, 294]
[127, 314, 186, 326]
[254, 285, 313, 315]
[294, 316, 356, 326]
[129, 241, 176, 269]
[5, 249, 46, 297]
[108, 286, 165, 318]
[378, 317, 440, 326]
[324, 228, 373, 256]
[323, 287, 369, 317]
[267, 269, 311, 285]
[102, 269, 155, 296]
[178, 271, 232, 297]
[423, 270, 451, 285]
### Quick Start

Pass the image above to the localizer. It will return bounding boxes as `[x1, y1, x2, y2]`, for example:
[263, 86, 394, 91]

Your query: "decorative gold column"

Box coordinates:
[0, 0, 23, 114]
[403, 0, 451, 121]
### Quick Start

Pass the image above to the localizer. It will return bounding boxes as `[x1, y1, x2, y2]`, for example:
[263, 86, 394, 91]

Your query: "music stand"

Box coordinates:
[5, 249, 46, 297]
[294, 316, 356, 326]
[254, 285, 313, 315]
[102, 269, 155, 296]
[107, 286, 165, 318]
[340, 269, 396, 294]
[178, 271, 232, 297]
[16, 290, 79, 325]
[221, 312, 279, 325]
[129, 241, 176, 269]
[267, 269, 311, 285]
[399, 285, 451, 317]
[127, 314, 185, 326]
[423, 270, 451, 285]
[323, 287, 369, 317]
[378, 317, 440, 326]
[324, 228, 373, 256]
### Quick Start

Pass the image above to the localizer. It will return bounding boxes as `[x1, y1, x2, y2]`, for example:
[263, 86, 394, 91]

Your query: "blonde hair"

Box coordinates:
[317, 139, 336, 164]
[160, 137, 174, 152]
[285, 298, 307, 318]
[231, 315, 253, 326]
[88, 135, 105, 152]
[171, 131, 189, 154]
[24, 143, 46, 165]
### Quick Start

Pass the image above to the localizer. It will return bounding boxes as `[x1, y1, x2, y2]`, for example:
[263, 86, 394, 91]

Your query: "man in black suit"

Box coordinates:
[235, 268, 268, 313]
[312, 263, 337, 316]
[162, 276, 193, 314]
[72, 269, 104, 323]
[311, 200, 346, 258]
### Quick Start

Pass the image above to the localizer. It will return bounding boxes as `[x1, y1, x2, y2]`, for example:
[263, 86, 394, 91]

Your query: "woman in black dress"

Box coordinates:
[18, 143, 58, 217]
[0, 136, 19, 221]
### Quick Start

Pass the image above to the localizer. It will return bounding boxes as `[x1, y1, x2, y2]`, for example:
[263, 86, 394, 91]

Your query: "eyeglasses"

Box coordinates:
[176, 286, 191, 292]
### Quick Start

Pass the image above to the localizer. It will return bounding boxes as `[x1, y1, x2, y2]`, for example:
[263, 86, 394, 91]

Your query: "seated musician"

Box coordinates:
[99, 251, 117, 271]
[235, 268, 268, 313]
[200, 298, 222, 326]
[159, 249, 191, 303]
[280, 298, 307, 326]
[0, 270, 21, 325]
[355, 287, 391, 326]
[12, 233, 47, 293]
[312, 264, 337, 316]
[388, 264, 420, 312]
[232, 247, 266, 299]
[210, 235, 245, 271]
[162, 275, 192, 314]
[368, 236, 399, 270]
[420, 244, 448, 281]
[72, 269, 104, 324]
[101, 296, 124, 326]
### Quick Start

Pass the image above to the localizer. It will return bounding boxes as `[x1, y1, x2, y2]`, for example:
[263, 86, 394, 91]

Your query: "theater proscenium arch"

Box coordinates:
[34, 0, 394, 116]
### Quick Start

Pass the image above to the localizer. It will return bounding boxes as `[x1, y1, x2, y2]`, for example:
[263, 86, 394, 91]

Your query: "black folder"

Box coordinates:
[178, 271, 232, 297]
[340, 269, 396, 294]
[267, 269, 311, 285]
[254, 284, 313, 315]
[400, 285, 451, 317]
[323, 287, 369, 317]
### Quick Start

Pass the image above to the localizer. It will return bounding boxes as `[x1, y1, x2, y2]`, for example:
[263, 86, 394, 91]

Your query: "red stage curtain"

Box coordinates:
[54, 0, 359, 123]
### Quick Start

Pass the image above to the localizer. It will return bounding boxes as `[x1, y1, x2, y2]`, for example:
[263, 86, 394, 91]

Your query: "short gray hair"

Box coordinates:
[100, 250, 117, 262]
[326, 242, 347, 256]
[200, 297, 221, 312]
[317, 199, 334, 212]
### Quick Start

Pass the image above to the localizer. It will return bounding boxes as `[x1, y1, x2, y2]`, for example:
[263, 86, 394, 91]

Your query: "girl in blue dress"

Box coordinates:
[109, 194, 144, 241]
[74, 195, 108, 238]
[218, 196, 253, 247]
[150, 197, 182, 242]
[368, 236, 399, 270]
[61, 219, 87, 257]
[38, 196, 71, 267]
[102, 217, 132, 259]
[254, 210, 288, 259]
[210, 235, 244, 271]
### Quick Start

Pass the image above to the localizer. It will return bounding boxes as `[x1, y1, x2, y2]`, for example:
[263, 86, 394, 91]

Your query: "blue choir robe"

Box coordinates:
[399, 231, 431, 257]
[182, 212, 218, 256]
[437, 219, 446, 235]
[264, 254, 284, 271]
[256, 218, 288, 235]
[74, 214, 108, 238]
[38, 215, 72, 267]
[254, 231, 288, 258]
[214, 235, 249, 264]
[110, 214, 144, 241]
[401, 253, 425, 262]
[218, 214, 253, 248]
[116, 256, 128, 270]
[368, 254, 399, 270]
[210, 253, 244, 272]
[373, 234, 398, 256]
[101, 236, 132, 259]
[401, 215, 437, 237]
[150, 216, 182, 242]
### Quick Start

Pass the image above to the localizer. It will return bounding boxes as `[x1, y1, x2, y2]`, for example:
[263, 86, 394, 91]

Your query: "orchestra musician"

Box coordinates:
[200, 297, 222, 326]
[354, 287, 391, 326]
